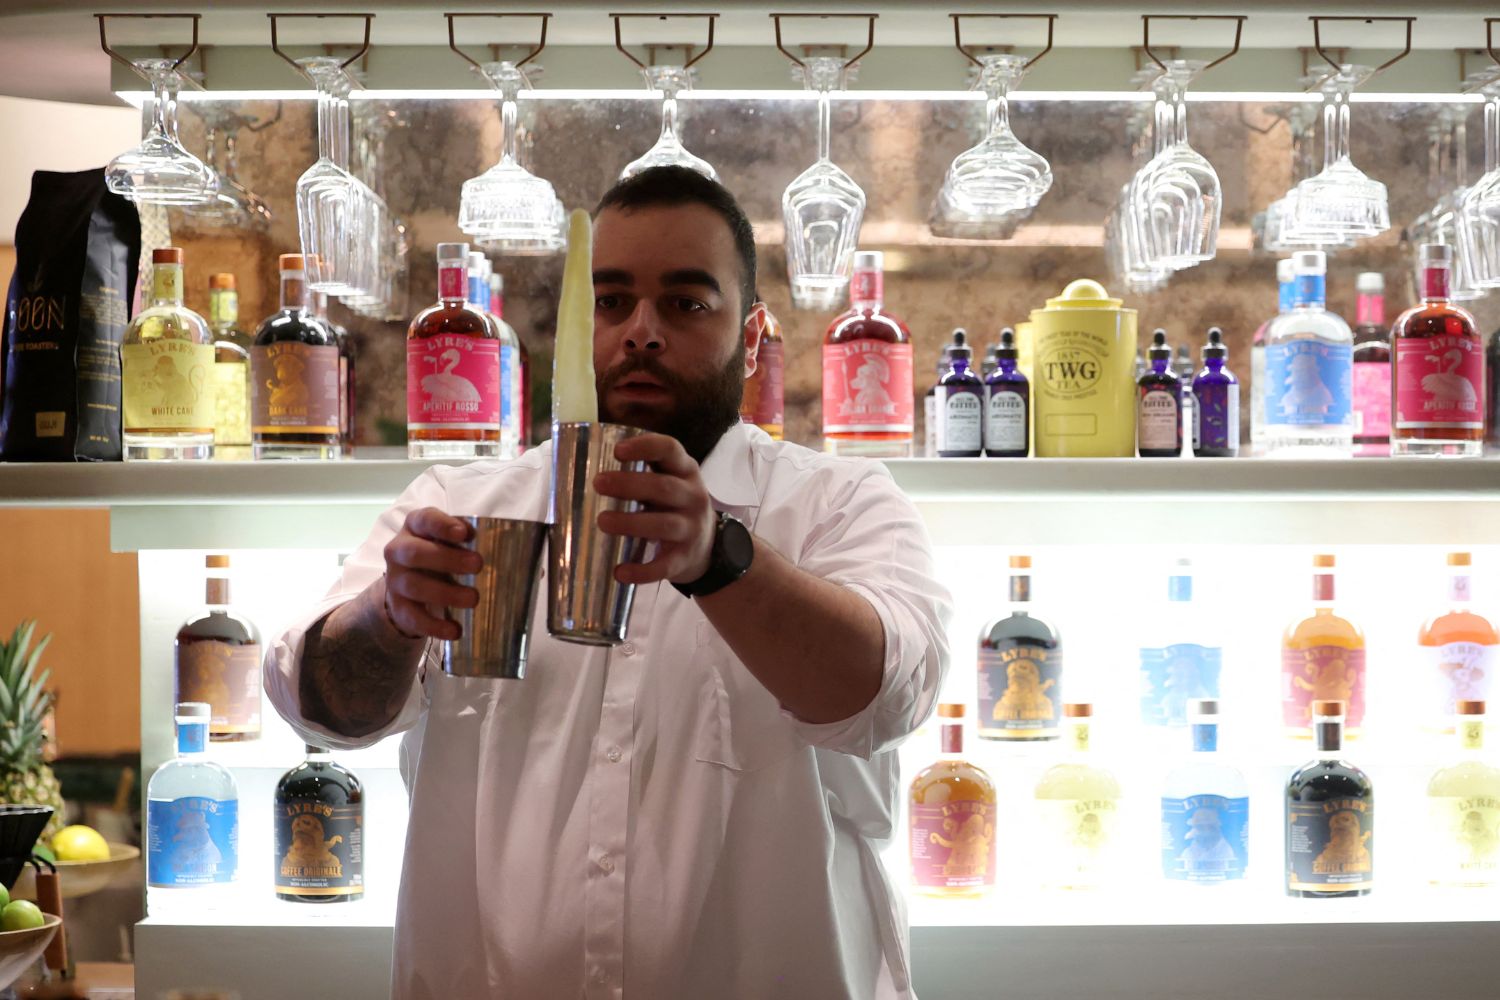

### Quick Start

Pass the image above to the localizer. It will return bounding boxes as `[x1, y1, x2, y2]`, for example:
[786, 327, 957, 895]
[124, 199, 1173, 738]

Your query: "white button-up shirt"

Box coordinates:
[265, 423, 951, 1000]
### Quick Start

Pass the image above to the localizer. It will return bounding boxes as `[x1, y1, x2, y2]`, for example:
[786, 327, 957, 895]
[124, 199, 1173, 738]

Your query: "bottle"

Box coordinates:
[1139, 559, 1222, 728]
[1418, 552, 1498, 732]
[175, 555, 261, 743]
[1282, 554, 1366, 739]
[936, 330, 984, 458]
[1137, 329, 1182, 457]
[1391, 243, 1485, 457]
[923, 339, 955, 458]
[981, 342, 1000, 380]
[1191, 328, 1240, 457]
[1264, 250, 1354, 457]
[1250, 258, 1295, 456]
[978, 555, 1062, 742]
[469, 253, 519, 459]
[740, 299, 785, 440]
[1174, 342, 1196, 451]
[1285, 700, 1374, 898]
[1426, 700, 1500, 887]
[491, 271, 531, 451]
[822, 250, 914, 458]
[908, 704, 996, 898]
[984, 328, 1029, 458]
[275, 745, 365, 903]
[407, 243, 502, 459]
[1162, 699, 1249, 884]
[251, 254, 342, 461]
[147, 702, 238, 887]
[1034, 703, 1121, 889]
[1351, 272, 1391, 457]
[313, 291, 355, 457]
[1487, 327, 1499, 452]
[1134, 348, 1147, 382]
[207, 273, 251, 451]
[121, 247, 215, 461]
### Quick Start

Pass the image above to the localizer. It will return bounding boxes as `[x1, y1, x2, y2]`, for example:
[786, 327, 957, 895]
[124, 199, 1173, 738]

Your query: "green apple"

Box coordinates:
[1, 900, 45, 931]
[0, 883, 10, 911]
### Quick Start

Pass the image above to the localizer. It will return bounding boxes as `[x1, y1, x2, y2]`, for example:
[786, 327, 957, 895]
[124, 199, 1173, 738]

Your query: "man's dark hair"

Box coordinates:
[595, 165, 758, 321]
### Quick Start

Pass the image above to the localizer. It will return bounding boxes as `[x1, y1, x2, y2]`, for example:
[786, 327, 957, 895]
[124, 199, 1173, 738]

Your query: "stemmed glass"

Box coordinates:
[1129, 60, 1222, 269]
[182, 127, 250, 227]
[458, 61, 566, 255]
[1105, 70, 1170, 293]
[223, 132, 274, 231]
[620, 65, 717, 181]
[782, 55, 866, 311]
[1457, 73, 1500, 289]
[105, 58, 218, 206]
[354, 101, 411, 320]
[932, 54, 1050, 240]
[1408, 104, 1484, 301]
[1284, 66, 1390, 243]
[295, 57, 363, 294]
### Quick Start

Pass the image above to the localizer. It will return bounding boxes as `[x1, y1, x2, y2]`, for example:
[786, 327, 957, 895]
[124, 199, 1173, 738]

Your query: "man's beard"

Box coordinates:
[597, 346, 745, 464]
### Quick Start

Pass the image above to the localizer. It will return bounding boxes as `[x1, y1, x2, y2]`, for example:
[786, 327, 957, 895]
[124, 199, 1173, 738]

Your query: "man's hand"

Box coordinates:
[594, 433, 716, 586]
[381, 507, 481, 641]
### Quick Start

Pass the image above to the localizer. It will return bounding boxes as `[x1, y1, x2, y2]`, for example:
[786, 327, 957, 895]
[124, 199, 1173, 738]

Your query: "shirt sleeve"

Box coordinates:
[781, 464, 952, 759]
[262, 466, 448, 753]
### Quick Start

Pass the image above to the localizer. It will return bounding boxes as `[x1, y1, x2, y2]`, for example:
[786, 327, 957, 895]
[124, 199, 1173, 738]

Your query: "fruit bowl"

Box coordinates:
[12, 844, 140, 901]
[0, 913, 60, 989]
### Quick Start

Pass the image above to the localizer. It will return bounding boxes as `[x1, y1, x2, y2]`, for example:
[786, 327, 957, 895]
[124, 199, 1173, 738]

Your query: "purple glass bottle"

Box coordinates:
[936, 330, 985, 458]
[1137, 329, 1183, 457]
[984, 328, 1030, 457]
[1192, 327, 1240, 458]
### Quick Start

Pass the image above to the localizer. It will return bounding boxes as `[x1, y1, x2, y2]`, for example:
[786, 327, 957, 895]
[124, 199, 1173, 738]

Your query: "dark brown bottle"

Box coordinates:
[251, 254, 342, 460]
[175, 555, 261, 742]
[275, 745, 364, 903]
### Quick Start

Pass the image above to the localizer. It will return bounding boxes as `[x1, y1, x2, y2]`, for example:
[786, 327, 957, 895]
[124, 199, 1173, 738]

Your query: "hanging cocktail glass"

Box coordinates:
[105, 58, 218, 206]
[620, 65, 717, 181]
[1129, 60, 1222, 269]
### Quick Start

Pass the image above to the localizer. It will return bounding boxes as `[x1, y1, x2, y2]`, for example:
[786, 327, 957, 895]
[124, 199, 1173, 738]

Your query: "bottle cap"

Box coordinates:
[468, 251, 485, 271]
[1457, 700, 1487, 716]
[205, 555, 230, 569]
[175, 702, 211, 720]
[853, 250, 883, 271]
[153, 247, 184, 265]
[1189, 698, 1219, 717]
[1203, 327, 1227, 360]
[1448, 552, 1473, 567]
[490, 272, 504, 293]
[1292, 250, 1327, 276]
[1174, 557, 1192, 570]
[305, 744, 330, 755]
[1148, 328, 1170, 360]
[1355, 272, 1384, 294]
[1063, 703, 1093, 718]
[209, 273, 236, 290]
[937, 703, 966, 719]
[1312, 553, 1336, 568]
[1008, 554, 1032, 569]
[949, 328, 971, 361]
[278, 253, 306, 272]
[1421, 243, 1453, 266]
[1276, 258, 1295, 283]
[998, 327, 1018, 358]
[436, 242, 470, 262]
[1312, 700, 1345, 717]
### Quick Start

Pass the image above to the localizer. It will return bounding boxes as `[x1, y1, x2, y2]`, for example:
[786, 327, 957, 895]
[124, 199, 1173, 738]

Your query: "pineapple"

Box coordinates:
[0, 622, 67, 840]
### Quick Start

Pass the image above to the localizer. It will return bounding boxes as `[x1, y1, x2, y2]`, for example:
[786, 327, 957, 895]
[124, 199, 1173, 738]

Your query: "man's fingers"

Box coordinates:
[407, 507, 473, 545]
[614, 432, 696, 476]
[388, 569, 479, 611]
[614, 558, 674, 586]
[388, 594, 461, 641]
[385, 534, 483, 576]
[594, 469, 698, 509]
[597, 510, 696, 543]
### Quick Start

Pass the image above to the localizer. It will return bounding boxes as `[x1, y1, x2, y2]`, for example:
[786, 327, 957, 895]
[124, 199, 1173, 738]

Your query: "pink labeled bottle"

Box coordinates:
[1391, 243, 1485, 457]
[406, 243, 501, 459]
[1350, 272, 1391, 457]
[822, 251, 914, 457]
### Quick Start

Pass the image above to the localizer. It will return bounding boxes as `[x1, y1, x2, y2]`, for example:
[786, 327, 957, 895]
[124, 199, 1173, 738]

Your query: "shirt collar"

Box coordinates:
[698, 422, 761, 511]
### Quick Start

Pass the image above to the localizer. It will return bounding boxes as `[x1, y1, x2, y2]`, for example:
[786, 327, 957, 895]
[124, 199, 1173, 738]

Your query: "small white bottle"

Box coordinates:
[1264, 250, 1354, 457]
[1162, 699, 1250, 885]
[147, 702, 239, 891]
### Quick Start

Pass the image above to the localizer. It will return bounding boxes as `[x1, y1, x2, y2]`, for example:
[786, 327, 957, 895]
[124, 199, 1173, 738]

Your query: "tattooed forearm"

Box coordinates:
[300, 577, 427, 738]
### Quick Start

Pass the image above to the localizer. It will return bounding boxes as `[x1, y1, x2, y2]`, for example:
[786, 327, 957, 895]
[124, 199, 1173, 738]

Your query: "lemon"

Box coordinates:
[51, 825, 109, 863]
[1, 900, 44, 931]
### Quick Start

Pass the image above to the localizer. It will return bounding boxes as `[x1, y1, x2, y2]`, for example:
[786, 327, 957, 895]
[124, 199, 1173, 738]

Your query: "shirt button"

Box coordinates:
[620, 642, 637, 657]
[606, 746, 623, 763]
[598, 855, 615, 874]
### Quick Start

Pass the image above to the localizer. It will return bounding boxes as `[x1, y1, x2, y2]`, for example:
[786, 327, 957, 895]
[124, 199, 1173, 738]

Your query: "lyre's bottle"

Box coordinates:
[1034, 703, 1121, 889]
[740, 300, 785, 440]
[909, 704, 996, 898]
[207, 273, 251, 451]
[406, 243, 501, 459]
[1161, 699, 1249, 884]
[121, 247, 215, 461]
[822, 251, 914, 458]
[1285, 700, 1374, 897]
[275, 745, 364, 903]
[1427, 700, 1500, 887]
[1391, 243, 1485, 457]
[175, 555, 261, 742]
[1282, 554, 1365, 738]
[147, 703, 238, 888]
[978, 555, 1062, 741]
[251, 254, 341, 460]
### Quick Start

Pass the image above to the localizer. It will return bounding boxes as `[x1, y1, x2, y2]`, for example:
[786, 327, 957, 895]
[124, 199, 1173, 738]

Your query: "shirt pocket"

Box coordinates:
[692, 621, 803, 773]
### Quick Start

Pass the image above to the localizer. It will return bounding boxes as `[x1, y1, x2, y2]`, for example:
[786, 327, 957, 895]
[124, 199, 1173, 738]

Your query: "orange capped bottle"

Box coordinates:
[909, 704, 996, 897]
[1282, 554, 1366, 738]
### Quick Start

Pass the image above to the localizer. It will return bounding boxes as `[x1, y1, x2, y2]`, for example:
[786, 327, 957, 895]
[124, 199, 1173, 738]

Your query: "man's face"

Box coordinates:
[592, 203, 755, 463]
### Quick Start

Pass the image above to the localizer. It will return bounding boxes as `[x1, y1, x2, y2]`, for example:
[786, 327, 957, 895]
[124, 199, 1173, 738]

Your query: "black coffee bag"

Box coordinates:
[0, 168, 141, 461]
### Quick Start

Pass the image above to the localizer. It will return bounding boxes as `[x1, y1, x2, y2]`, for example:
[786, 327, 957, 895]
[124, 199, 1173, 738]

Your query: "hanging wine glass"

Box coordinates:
[222, 132, 274, 231]
[1129, 60, 1222, 269]
[1105, 70, 1170, 292]
[293, 56, 363, 293]
[1284, 66, 1390, 243]
[782, 55, 866, 311]
[933, 54, 1050, 239]
[458, 61, 565, 255]
[181, 126, 251, 226]
[1457, 73, 1500, 289]
[105, 58, 218, 206]
[620, 65, 718, 181]
[1408, 103, 1485, 302]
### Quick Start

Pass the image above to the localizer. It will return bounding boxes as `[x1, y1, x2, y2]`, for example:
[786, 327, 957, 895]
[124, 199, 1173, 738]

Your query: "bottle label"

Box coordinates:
[152, 264, 183, 305]
[1264, 340, 1352, 427]
[923, 394, 937, 456]
[1426, 641, 1496, 720]
[1427, 795, 1500, 885]
[499, 344, 516, 435]
[338, 356, 350, 441]
[937, 386, 982, 453]
[1286, 797, 1373, 891]
[438, 264, 466, 301]
[176, 641, 262, 736]
[406, 336, 502, 431]
[822, 342, 914, 435]
[122, 342, 215, 434]
[741, 339, 785, 437]
[1282, 645, 1366, 731]
[210, 359, 250, 446]
[148, 796, 238, 886]
[209, 290, 238, 328]
[251, 342, 340, 434]
[851, 268, 882, 305]
[1356, 293, 1384, 328]
[1036, 797, 1118, 887]
[1139, 644, 1223, 727]
[1394, 334, 1484, 430]
[1194, 383, 1239, 452]
[985, 387, 1027, 453]
[1352, 360, 1392, 440]
[1162, 794, 1249, 882]
[909, 800, 995, 890]
[977, 642, 1061, 740]
[1137, 389, 1179, 450]
[275, 799, 364, 897]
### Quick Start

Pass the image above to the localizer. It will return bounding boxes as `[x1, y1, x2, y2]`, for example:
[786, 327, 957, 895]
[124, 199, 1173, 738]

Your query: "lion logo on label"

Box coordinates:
[282, 814, 344, 877]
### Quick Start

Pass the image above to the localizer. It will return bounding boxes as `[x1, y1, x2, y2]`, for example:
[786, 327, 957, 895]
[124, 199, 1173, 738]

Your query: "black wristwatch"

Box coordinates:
[672, 512, 753, 599]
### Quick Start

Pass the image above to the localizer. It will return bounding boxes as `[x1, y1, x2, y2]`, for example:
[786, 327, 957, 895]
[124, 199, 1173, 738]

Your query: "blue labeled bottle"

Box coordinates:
[148, 702, 239, 887]
[1192, 328, 1240, 457]
[984, 328, 1030, 457]
[1137, 329, 1183, 457]
[1139, 559, 1223, 728]
[936, 330, 984, 458]
[1162, 699, 1250, 884]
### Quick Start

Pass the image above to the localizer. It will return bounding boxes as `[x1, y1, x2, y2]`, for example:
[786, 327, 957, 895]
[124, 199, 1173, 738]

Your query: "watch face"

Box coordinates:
[720, 515, 754, 572]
